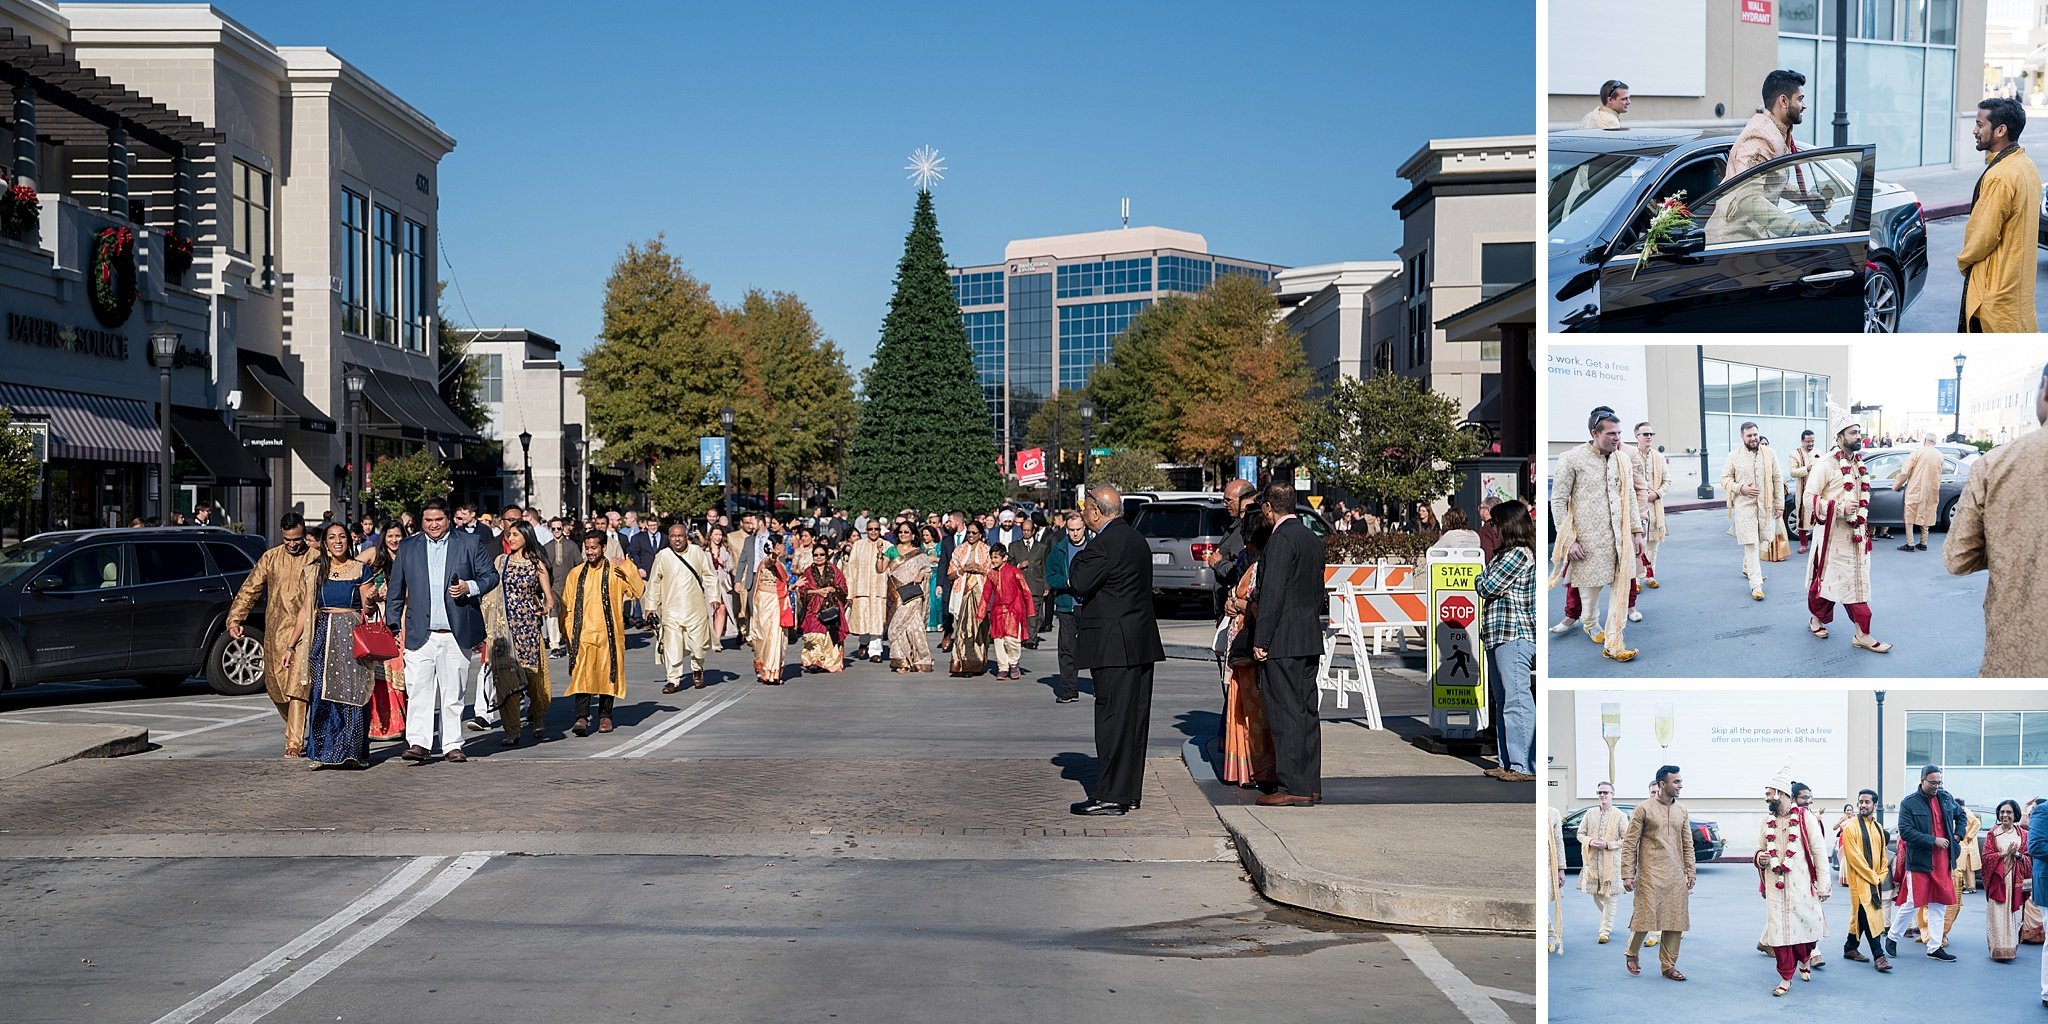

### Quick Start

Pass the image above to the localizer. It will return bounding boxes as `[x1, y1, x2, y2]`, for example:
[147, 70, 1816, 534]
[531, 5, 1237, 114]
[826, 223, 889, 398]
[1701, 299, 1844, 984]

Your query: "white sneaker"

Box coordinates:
[1628, 609, 1643, 623]
[1550, 617, 1580, 634]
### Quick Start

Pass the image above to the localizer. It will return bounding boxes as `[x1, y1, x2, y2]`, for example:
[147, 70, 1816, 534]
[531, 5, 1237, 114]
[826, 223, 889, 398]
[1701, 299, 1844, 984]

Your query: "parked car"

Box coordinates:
[0, 526, 270, 695]
[1560, 803, 1726, 870]
[1129, 496, 1329, 604]
[2039, 182, 2048, 247]
[1859, 445, 1972, 529]
[1550, 128, 1927, 332]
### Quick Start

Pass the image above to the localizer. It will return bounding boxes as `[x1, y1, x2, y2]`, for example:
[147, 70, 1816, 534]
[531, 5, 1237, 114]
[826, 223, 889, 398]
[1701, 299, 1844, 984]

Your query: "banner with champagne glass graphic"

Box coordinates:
[1572, 691, 1849, 799]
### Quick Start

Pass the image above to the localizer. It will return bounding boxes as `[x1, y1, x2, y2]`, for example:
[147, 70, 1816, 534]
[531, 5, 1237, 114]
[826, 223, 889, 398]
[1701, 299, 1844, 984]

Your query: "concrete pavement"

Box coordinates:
[0, 721, 147, 780]
[1900, 213, 2048, 332]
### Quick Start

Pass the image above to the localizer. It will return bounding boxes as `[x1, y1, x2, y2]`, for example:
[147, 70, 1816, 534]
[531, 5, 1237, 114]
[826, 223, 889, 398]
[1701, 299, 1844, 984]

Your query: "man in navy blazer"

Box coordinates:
[387, 497, 499, 763]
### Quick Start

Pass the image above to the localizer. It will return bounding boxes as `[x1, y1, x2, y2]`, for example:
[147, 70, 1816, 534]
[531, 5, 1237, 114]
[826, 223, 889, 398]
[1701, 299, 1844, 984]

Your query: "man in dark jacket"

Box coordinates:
[1887, 764, 1967, 961]
[1253, 481, 1327, 807]
[624, 513, 660, 625]
[1067, 486, 1165, 815]
[1011, 515, 1049, 648]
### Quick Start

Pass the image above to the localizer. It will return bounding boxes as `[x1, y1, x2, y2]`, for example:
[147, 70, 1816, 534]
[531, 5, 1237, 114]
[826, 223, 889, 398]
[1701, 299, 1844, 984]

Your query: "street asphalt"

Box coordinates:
[1898, 214, 2048, 333]
[0, 622, 1535, 1024]
[1546, 507, 1987, 679]
[1550, 860, 2043, 1022]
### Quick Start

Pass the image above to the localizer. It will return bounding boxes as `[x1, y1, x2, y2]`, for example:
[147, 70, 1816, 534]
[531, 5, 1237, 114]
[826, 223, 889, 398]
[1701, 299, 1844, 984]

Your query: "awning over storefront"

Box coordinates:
[169, 407, 270, 486]
[238, 350, 336, 433]
[0, 382, 159, 463]
[357, 367, 480, 445]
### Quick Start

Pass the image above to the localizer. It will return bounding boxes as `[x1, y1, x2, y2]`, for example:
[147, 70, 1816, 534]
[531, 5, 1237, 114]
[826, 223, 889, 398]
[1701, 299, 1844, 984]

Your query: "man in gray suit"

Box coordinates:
[1252, 481, 1326, 807]
[387, 497, 499, 763]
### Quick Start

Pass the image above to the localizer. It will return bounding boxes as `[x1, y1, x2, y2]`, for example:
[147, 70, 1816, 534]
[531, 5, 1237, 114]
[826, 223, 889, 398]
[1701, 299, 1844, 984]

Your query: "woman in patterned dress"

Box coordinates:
[920, 524, 946, 633]
[489, 520, 555, 746]
[795, 541, 849, 673]
[357, 520, 406, 740]
[947, 521, 993, 676]
[887, 524, 936, 673]
[287, 522, 374, 769]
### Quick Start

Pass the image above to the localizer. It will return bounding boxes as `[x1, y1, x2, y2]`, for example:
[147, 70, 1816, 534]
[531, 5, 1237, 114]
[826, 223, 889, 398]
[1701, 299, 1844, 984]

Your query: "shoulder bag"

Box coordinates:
[351, 569, 400, 661]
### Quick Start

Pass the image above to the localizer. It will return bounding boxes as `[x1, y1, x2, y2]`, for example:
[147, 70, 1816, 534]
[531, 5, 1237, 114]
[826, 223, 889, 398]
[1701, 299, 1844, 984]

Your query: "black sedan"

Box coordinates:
[1551, 128, 1928, 332]
[1860, 445, 1973, 530]
[1559, 803, 1726, 871]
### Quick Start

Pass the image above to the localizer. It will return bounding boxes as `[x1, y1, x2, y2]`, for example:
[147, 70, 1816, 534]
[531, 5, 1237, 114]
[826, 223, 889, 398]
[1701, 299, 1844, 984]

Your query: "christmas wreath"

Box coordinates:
[164, 230, 194, 286]
[1, 183, 37, 239]
[90, 226, 138, 328]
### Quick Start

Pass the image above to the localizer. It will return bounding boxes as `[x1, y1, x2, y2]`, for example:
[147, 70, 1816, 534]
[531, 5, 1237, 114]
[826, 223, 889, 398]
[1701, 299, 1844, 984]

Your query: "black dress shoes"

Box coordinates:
[1070, 799, 1128, 816]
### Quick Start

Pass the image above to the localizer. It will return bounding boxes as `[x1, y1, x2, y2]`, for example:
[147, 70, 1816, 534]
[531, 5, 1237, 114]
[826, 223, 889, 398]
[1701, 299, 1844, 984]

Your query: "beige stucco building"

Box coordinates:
[455, 327, 593, 519]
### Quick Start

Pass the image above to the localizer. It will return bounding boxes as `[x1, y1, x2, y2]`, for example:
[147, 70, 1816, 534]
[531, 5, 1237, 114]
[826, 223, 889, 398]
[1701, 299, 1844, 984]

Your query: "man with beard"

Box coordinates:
[1805, 411, 1892, 653]
[562, 531, 645, 736]
[226, 514, 319, 755]
[645, 524, 715, 692]
[1728, 69, 1807, 179]
[1719, 421, 1785, 602]
[1957, 97, 2040, 332]
[1623, 765, 1696, 980]
[1549, 408, 1644, 661]
[1888, 765, 1966, 963]
[1945, 362, 2048, 675]
[1787, 430, 1821, 554]
[1757, 769, 1832, 997]
[1838, 789, 1893, 971]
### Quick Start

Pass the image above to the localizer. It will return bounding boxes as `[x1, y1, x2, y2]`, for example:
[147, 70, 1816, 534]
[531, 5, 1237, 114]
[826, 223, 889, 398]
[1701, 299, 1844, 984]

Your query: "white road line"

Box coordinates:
[1472, 985, 1535, 1006]
[0, 716, 55, 725]
[152, 711, 276, 741]
[216, 852, 494, 1024]
[623, 691, 748, 758]
[1387, 933, 1517, 1024]
[66, 708, 236, 723]
[588, 690, 745, 759]
[147, 856, 445, 1024]
[181, 699, 275, 710]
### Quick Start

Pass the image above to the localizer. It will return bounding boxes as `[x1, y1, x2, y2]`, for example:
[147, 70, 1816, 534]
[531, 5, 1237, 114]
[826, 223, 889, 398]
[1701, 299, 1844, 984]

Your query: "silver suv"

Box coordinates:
[1130, 497, 1329, 603]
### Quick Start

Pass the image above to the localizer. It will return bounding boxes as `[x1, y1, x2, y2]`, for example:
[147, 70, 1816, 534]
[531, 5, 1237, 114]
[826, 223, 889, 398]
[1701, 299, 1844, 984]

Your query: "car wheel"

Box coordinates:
[136, 674, 190, 693]
[207, 629, 266, 696]
[1939, 497, 1957, 531]
[1863, 262, 1901, 333]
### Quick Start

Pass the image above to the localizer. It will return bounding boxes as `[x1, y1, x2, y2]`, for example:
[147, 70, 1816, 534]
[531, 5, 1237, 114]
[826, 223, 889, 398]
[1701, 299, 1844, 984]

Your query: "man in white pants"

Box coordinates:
[646, 523, 716, 692]
[1887, 764, 1965, 963]
[387, 499, 499, 763]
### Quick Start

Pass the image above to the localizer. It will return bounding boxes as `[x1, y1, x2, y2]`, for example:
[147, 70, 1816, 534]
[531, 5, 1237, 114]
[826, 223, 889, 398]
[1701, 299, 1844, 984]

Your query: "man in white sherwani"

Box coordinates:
[1806, 411, 1892, 654]
[1549, 408, 1644, 662]
[1758, 768, 1832, 997]
[646, 523, 716, 692]
[843, 520, 890, 662]
[1719, 421, 1785, 602]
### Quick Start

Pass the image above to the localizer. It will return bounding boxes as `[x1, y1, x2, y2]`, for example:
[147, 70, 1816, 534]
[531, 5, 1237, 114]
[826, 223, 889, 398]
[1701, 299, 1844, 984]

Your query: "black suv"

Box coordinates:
[0, 526, 272, 695]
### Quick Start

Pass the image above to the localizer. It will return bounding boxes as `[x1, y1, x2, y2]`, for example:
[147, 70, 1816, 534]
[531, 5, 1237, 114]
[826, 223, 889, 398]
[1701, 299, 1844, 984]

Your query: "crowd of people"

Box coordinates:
[1558, 763, 2048, 998]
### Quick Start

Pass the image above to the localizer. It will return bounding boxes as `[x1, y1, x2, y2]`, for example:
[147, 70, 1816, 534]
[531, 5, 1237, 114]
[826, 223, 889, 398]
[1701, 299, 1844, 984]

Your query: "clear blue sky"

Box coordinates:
[158, 1, 1534, 370]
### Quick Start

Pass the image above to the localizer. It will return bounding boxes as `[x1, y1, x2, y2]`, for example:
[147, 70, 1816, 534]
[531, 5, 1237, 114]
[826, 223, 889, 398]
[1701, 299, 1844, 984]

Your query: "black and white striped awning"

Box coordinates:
[0, 382, 159, 463]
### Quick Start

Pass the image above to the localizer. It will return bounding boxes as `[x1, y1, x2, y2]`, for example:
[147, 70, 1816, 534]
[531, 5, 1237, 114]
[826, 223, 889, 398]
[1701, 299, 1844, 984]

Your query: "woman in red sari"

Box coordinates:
[1983, 798, 2031, 962]
[1220, 512, 1275, 788]
[978, 544, 1035, 680]
[795, 541, 849, 673]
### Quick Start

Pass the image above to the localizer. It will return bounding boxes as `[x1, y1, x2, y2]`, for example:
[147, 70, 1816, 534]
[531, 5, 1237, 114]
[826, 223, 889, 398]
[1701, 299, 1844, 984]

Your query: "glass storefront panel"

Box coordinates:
[1923, 47, 1954, 167]
[1852, 42, 1927, 170]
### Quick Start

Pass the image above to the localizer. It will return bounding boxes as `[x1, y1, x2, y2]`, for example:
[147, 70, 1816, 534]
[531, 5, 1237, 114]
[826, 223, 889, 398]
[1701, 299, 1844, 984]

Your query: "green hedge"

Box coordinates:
[1323, 530, 1439, 566]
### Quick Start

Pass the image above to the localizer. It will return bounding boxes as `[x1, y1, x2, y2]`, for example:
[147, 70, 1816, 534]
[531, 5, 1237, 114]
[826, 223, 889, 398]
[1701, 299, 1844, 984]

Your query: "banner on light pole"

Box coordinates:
[700, 437, 727, 486]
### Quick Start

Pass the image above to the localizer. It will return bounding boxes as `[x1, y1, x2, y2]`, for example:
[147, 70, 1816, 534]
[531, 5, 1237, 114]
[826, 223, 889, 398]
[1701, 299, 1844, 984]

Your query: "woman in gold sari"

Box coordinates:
[1984, 799, 2031, 962]
[748, 553, 792, 684]
[947, 521, 993, 676]
[887, 524, 935, 673]
[1220, 512, 1275, 788]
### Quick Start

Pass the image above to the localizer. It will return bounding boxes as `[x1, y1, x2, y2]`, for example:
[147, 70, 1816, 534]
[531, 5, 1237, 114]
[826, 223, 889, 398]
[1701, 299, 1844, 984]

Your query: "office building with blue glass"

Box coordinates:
[950, 226, 1283, 459]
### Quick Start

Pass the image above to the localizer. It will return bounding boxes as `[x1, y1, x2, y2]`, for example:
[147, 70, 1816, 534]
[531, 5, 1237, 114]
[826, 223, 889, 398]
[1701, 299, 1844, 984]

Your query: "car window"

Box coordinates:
[43, 545, 124, 592]
[1624, 154, 1727, 245]
[206, 542, 254, 573]
[0, 534, 70, 586]
[1298, 508, 1329, 537]
[137, 542, 209, 584]
[1699, 151, 1864, 246]
[1135, 506, 1208, 539]
[1862, 453, 1903, 481]
[1549, 148, 1663, 247]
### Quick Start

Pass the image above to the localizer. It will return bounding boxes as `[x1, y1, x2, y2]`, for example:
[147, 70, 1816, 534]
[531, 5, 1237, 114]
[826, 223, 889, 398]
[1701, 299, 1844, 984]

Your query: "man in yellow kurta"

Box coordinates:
[1719, 422, 1785, 601]
[1892, 433, 1944, 552]
[1944, 363, 2048, 676]
[1579, 781, 1628, 943]
[1838, 788, 1892, 970]
[562, 532, 644, 736]
[645, 524, 715, 692]
[1630, 423, 1667, 606]
[1787, 430, 1820, 554]
[842, 520, 889, 662]
[1957, 97, 2040, 333]
[226, 514, 318, 755]
[1579, 80, 1628, 129]
[1623, 765, 1696, 979]
[1806, 412, 1891, 653]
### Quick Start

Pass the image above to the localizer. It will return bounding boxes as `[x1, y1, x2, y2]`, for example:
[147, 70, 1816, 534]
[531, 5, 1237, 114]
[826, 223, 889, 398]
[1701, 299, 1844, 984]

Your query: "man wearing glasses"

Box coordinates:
[1580, 781, 1627, 944]
[1631, 423, 1668, 615]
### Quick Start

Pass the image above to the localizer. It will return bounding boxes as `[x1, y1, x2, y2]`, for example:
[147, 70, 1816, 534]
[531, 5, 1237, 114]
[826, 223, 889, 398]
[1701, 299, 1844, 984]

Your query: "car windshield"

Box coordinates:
[1550, 148, 1662, 248]
[1135, 506, 1226, 538]
[0, 535, 71, 586]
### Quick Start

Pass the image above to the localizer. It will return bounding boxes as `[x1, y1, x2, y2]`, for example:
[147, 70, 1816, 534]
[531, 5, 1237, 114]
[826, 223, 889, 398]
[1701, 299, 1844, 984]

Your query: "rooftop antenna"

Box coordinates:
[1121, 196, 1129, 229]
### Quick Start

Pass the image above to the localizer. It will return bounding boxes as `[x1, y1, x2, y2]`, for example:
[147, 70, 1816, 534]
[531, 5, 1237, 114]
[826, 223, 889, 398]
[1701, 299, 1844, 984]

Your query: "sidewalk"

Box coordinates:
[1885, 135, 2048, 221]
[0, 722, 148, 781]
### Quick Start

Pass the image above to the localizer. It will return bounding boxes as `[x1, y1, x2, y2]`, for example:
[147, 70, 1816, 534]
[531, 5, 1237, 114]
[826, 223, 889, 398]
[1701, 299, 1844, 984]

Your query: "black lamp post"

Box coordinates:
[720, 405, 735, 517]
[518, 429, 533, 509]
[343, 366, 367, 526]
[1079, 400, 1095, 494]
[1049, 409, 1061, 508]
[1231, 431, 1243, 485]
[1949, 352, 1967, 443]
[149, 330, 179, 522]
[790, 417, 804, 515]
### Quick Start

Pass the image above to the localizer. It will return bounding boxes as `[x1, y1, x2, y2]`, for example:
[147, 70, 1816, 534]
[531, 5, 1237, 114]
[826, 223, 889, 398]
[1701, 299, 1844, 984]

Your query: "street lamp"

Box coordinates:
[1231, 431, 1244, 484]
[720, 405, 735, 517]
[149, 330, 179, 522]
[1949, 352, 1967, 443]
[343, 366, 367, 526]
[790, 417, 804, 515]
[517, 429, 533, 509]
[1079, 399, 1095, 495]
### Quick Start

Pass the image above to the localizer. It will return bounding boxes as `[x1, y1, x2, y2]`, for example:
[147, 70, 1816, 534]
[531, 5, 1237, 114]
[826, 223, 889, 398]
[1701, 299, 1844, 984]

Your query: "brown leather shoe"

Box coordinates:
[598, 716, 614, 733]
[1843, 949, 1869, 962]
[443, 749, 468, 763]
[693, 671, 706, 689]
[572, 717, 590, 736]
[400, 745, 431, 763]
[1256, 791, 1316, 807]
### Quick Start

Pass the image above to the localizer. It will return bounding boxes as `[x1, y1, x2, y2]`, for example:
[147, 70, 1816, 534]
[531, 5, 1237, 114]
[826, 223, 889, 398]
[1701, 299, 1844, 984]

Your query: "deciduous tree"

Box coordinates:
[1159, 274, 1310, 479]
[1089, 447, 1169, 492]
[1302, 373, 1481, 514]
[0, 405, 38, 518]
[365, 449, 453, 520]
[1086, 296, 1187, 453]
[582, 236, 738, 468]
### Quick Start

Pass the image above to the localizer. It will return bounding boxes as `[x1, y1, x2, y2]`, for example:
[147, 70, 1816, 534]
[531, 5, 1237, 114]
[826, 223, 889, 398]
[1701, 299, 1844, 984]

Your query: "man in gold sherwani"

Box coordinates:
[1957, 97, 2040, 333]
[1623, 765, 1696, 980]
[562, 532, 645, 736]
[225, 514, 318, 755]
[1757, 770, 1831, 996]
[1549, 409, 1644, 661]
[1788, 430, 1820, 554]
[1944, 363, 2048, 676]
[1805, 412, 1891, 653]
[1892, 433, 1944, 552]
[1838, 788, 1892, 971]
[1630, 422, 1667, 609]
[1719, 422, 1785, 601]
[1579, 781, 1627, 943]
[842, 520, 889, 663]
[645, 524, 715, 692]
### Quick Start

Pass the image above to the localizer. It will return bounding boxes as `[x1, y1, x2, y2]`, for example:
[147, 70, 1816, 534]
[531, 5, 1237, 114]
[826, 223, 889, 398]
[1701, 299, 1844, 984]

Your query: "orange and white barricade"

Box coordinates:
[1316, 561, 1424, 730]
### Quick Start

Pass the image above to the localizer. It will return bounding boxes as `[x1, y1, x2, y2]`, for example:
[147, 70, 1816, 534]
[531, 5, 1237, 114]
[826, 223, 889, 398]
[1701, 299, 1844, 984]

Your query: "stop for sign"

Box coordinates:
[1440, 594, 1476, 628]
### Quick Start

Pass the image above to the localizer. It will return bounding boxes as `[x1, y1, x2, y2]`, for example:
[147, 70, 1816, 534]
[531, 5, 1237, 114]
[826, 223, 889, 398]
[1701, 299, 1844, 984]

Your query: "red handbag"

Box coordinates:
[352, 618, 400, 661]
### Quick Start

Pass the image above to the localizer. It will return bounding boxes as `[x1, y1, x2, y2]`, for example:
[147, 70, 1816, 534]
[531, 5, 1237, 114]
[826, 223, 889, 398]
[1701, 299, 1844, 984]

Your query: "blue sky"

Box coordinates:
[161, 1, 1534, 370]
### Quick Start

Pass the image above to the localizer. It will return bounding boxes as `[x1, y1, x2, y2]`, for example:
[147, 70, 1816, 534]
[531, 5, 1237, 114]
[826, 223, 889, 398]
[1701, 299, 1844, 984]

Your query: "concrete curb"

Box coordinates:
[1922, 201, 1972, 221]
[0, 723, 150, 782]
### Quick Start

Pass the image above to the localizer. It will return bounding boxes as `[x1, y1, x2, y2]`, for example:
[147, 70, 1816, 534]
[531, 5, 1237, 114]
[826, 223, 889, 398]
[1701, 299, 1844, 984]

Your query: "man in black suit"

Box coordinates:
[1252, 481, 1325, 807]
[1067, 486, 1165, 815]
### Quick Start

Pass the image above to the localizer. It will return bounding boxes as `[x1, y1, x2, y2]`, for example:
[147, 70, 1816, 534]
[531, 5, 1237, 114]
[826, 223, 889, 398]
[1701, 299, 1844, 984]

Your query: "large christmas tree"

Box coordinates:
[842, 189, 1002, 514]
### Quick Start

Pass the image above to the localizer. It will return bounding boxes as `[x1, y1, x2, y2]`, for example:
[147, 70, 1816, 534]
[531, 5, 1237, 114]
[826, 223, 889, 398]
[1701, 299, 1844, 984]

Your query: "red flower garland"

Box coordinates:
[0, 183, 37, 238]
[1836, 448, 1872, 550]
[164, 230, 194, 285]
[89, 226, 138, 328]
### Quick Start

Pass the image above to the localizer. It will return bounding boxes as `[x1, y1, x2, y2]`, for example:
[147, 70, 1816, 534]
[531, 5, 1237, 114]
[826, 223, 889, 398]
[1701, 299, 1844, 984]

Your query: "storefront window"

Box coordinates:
[340, 189, 368, 336]
[1905, 711, 1942, 765]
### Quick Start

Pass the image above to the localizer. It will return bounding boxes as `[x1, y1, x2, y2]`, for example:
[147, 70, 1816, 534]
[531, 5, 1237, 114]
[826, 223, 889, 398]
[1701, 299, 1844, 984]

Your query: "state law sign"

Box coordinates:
[1740, 0, 1772, 25]
[1016, 448, 1047, 485]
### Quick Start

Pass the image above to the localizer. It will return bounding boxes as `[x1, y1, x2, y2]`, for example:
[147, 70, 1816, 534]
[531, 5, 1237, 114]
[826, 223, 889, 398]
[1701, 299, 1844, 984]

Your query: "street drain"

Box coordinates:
[1069, 910, 1376, 958]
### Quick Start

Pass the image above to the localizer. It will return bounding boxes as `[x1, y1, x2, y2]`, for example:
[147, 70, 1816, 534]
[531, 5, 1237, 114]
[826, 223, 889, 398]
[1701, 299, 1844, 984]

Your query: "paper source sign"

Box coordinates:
[1740, 0, 1772, 24]
[1015, 448, 1047, 484]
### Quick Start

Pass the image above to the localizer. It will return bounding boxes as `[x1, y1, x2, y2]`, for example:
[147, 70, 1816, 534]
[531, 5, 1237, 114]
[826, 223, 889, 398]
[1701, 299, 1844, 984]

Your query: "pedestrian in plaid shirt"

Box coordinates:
[1476, 500, 1536, 782]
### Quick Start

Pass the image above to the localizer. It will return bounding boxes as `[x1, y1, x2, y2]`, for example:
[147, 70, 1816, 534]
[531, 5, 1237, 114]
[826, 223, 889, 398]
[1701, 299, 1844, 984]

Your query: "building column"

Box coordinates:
[106, 120, 129, 219]
[10, 82, 36, 189]
[173, 150, 193, 238]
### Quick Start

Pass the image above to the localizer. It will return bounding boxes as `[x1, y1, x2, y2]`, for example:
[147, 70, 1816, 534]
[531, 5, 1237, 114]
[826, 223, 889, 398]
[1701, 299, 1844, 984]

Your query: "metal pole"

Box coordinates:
[1875, 690, 1886, 826]
[1952, 369, 1964, 442]
[1832, 0, 1849, 147]
[158, 364, 172, 522]
[723, 428, 733, 519]
[1695, 345, 1714, 498]
[349, 396, 361, 526]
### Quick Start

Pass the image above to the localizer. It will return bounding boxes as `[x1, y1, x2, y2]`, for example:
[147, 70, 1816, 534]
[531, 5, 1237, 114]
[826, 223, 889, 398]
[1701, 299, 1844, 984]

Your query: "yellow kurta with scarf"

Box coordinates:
[1893, 445, 1944, 528]
[1630, 446, 1667, 545]
[563, 560, 644, 698]
[1944, 428, 2048, 676]
[1838, 814, 1889, 932]
[1957, 810, 1984, 873]
[1719, 445, 1784, 545]
[1958, 146, 2041, 333]
[843, 537, 888, 636]
[1578, 804, 1626, 896]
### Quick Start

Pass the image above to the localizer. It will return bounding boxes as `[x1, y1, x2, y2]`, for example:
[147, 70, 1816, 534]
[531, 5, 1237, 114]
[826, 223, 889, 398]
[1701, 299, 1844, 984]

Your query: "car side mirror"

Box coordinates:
[27, 576, 60, 593]
[1660, 225, 1706, 257]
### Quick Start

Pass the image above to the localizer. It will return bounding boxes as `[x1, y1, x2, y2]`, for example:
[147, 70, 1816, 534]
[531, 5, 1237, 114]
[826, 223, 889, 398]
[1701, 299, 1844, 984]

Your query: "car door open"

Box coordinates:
[1593, 145, 1876, 332]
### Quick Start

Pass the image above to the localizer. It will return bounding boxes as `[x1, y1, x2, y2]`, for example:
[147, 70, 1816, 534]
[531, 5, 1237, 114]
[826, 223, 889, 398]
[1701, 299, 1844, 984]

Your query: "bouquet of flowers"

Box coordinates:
[1633, 191, 1692, 280]
[164, 229, 194, 285]
[1, 183, 37, 239]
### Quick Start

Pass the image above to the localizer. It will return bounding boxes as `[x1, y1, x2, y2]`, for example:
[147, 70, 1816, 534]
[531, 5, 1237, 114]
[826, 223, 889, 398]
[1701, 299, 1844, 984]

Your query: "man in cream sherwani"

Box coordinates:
[646, 523, 716, 692]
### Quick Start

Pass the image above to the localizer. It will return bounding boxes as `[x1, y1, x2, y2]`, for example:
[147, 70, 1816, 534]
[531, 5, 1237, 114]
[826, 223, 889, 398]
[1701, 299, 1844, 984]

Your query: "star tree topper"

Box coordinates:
[905, 145, 946, 190]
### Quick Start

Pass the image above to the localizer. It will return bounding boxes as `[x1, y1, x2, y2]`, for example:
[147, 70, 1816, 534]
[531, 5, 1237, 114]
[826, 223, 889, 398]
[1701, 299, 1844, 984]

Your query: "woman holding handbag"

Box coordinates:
[795, 541, 848, 673]
[357, 520, 407, 741]
[286, 522, 376, 769]
[485, 520, 555, 746]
